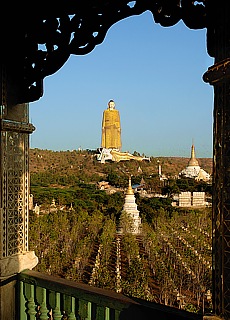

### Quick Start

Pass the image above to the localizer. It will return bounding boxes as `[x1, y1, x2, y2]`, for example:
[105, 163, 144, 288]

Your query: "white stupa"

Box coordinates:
[179, 144, 211, 181]
[120, 176, 142, 234]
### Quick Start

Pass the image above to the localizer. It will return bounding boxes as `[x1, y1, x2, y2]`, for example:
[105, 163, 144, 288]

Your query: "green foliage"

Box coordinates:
[28, 148, 213, 312]
[29, 205, 212, 311]
[137, 196, 172, 224]
[93, 265, 114, 289]
[162, 177, 212, 196]
[31, 172, 80, 187]
[122, 233, 140, 266]
[119, 211, 134, 234]
[183, 303, 199, 313]
[106, 171, 120, 186]
[122, 258, 151, 300]
[31, 182, 124, 221]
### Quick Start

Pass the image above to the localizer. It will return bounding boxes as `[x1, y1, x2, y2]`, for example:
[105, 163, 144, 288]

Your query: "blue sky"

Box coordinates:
[30, 11, 214, 158]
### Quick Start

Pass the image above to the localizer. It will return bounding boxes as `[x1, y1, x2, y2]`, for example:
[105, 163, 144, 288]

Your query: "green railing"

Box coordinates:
[18, 270, 203, 320]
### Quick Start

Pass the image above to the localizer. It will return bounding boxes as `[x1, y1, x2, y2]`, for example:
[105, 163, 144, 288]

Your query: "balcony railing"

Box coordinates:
[18, 269, 203, 320]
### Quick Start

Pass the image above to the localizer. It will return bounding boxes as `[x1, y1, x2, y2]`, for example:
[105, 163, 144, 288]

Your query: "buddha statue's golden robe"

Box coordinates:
[101, 101, 122, 150]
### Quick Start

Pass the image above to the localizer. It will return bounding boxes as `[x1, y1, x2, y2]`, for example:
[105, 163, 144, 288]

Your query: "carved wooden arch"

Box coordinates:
[10, 1, 209, 104]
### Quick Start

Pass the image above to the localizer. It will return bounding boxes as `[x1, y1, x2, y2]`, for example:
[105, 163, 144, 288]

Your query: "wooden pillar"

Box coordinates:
[203, 1, 230, 318]
[0, 62, 38, 319]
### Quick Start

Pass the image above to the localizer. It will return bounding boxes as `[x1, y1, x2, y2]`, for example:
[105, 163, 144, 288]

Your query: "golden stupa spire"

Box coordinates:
[127, 176, 134, 195]
[188, 143, 199, 166]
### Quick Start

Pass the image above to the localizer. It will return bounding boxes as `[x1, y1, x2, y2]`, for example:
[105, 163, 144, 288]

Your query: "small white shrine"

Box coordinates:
[119, 176, 142, 234]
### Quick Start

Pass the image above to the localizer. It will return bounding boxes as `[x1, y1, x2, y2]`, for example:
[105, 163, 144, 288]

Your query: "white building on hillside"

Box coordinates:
[179, 144, 211, 181]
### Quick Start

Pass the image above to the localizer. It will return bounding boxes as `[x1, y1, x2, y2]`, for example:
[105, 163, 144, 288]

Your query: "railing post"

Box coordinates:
[26, 284, 37, 320]
[19, 281, 27, 320]
[68, 297, 77, 320]
[79, 300, 92, 320]
[36, 287, 49, 319]
[52, 292, 62, 320]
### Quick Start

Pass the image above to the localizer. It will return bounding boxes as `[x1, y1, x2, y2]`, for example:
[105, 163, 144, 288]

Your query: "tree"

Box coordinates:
[118, 210, 134, 235]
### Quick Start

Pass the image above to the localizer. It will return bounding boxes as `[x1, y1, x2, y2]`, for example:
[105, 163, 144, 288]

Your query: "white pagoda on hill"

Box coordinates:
[179, 144, 211, 181]
[118, 176, 142, 234]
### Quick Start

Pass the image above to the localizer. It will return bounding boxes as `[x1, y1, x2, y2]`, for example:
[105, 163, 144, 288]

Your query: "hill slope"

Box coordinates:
[29, 148, 212, 180]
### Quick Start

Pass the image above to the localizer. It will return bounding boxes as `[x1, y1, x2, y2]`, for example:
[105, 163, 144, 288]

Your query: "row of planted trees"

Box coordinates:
[29, 205, 212, 314]
[141, 210, 212, 312]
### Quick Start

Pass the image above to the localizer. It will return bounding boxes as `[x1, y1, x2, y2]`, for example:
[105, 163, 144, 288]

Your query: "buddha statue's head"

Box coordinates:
[108, 99, 115, 110]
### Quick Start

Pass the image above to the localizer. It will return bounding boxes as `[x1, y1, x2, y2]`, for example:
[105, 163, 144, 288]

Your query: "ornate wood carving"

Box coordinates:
[3, 1, 207, 104]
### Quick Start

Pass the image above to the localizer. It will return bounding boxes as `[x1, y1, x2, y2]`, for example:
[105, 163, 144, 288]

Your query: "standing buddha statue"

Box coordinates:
[101, 99, 122, 150]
